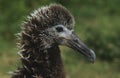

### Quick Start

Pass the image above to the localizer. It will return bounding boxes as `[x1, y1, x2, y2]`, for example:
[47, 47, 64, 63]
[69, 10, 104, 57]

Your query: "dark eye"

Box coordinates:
[56, 27, 63, 32]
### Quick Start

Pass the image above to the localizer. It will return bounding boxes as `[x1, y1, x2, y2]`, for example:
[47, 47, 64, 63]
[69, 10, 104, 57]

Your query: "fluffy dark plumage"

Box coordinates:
[24, 4, 74, 31]
[11, 4, 75, 78]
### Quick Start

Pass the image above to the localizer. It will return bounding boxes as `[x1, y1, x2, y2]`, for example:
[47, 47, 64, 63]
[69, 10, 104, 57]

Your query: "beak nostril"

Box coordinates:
[73, 38, 79, 43]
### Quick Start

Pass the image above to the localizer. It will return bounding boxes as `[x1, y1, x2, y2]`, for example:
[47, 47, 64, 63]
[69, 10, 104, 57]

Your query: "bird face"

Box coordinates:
[27, 4, 95, 63]
[49, 25, 96, 63]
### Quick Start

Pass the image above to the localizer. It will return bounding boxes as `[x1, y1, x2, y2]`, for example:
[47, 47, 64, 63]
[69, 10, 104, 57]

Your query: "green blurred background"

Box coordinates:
[0, 0, 120, 78]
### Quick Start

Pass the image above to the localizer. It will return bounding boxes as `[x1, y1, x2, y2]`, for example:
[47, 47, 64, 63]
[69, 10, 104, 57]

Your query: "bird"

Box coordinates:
[11, 4, 96, 78]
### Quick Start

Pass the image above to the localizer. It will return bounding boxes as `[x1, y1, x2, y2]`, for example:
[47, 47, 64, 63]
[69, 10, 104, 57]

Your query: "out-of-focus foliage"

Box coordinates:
[0, 0, 120, 61]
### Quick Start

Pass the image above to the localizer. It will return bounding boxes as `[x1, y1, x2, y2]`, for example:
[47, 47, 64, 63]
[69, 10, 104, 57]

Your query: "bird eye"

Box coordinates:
[56, 27, 64, 32]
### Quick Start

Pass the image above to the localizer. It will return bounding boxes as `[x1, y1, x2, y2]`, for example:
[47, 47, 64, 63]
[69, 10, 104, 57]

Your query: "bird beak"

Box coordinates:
[64, 32, 96, 63]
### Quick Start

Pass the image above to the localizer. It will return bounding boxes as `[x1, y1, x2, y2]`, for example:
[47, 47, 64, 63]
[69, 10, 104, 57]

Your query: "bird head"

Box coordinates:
[24, 4, 96, 63]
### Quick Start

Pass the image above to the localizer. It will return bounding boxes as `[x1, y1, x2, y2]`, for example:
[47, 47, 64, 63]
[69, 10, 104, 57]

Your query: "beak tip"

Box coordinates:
[89, 49, 96, 63]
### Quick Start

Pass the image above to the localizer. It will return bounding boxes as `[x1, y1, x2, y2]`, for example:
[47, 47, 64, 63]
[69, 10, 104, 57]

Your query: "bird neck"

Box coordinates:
[20, 44, 66, 78]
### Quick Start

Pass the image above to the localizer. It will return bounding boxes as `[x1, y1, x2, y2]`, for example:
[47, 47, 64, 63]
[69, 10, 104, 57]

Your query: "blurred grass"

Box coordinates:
[0, 0, 120, 78]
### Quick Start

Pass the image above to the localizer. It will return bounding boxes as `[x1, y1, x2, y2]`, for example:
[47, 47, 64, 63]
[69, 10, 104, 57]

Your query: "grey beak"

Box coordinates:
[66, 32, 96, 63]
